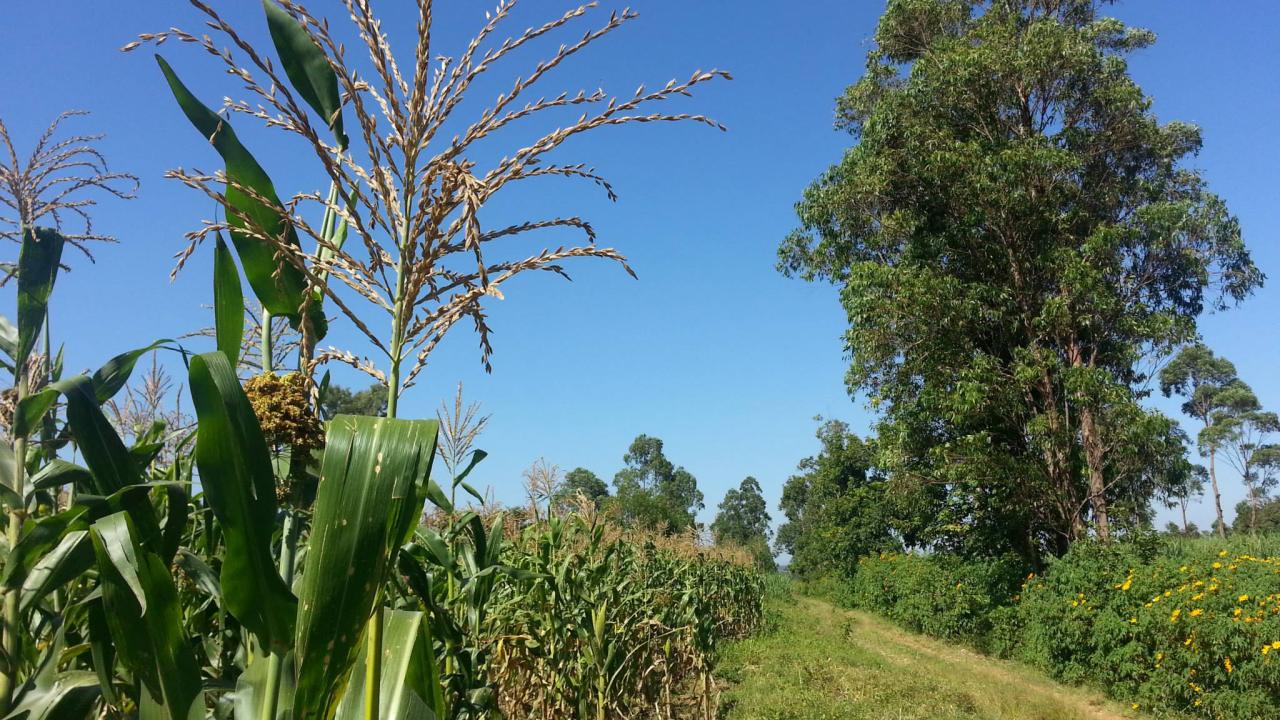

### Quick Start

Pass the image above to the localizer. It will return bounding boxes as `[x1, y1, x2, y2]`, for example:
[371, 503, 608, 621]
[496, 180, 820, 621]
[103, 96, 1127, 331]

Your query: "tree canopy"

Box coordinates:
[711, 477, 775, 570]
[611, 435, 704, 534]
[776, 420, 900, 577]
[779, 0, 1260, 563]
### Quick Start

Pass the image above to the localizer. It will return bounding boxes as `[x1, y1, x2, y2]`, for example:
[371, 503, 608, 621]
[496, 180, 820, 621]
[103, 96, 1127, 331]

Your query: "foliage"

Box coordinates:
[1000, 539, 1280, 718]
[0, 1, 742, 718]
[1234, 498, 1280, 535]
[781, 0, 1261, 561]
[487, 513, 764, 719]
[318, 381, 387, 420]
[1161, 343, 1248, 538]
[839, 537, 1280, 719]
[554, 467, 609, 510]
[711, 477, 775, 571]
[848, 552, 1027, 643]
[775, 419, 899, 577]
[609, 434, 704, 534]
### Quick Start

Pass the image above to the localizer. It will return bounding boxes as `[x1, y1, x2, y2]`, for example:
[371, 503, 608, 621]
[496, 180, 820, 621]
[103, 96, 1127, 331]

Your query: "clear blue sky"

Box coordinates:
[2, 2, 1277, 534]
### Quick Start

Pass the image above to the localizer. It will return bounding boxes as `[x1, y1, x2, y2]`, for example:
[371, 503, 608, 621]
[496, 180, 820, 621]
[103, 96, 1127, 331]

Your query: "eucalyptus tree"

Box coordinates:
[554, 467, 609, 510]
[1160, 344, 1242, 538]
[611, 435, 704, 533]
[1160, 464, 1207, 537]
[1210, 382, 1280, 534]
[781, 0, 1260, 553]
[711, 477, 774, 570]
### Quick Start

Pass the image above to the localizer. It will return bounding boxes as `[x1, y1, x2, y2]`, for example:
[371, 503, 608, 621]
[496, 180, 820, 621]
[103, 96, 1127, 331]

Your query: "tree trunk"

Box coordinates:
[1208, 448, 1226, 538]
[1079, 403, 1110, 542]
[1180, 500, 1189, 535]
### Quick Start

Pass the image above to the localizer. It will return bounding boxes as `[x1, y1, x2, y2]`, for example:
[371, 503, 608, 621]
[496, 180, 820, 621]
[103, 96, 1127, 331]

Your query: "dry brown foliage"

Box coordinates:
[0, 111, 138, 265]
[126, 0, 729, 395]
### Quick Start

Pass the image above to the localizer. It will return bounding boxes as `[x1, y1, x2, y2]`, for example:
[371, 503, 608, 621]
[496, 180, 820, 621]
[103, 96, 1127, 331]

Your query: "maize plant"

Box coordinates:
[486, 511, 765, 719]
[0, 1, 758, 718]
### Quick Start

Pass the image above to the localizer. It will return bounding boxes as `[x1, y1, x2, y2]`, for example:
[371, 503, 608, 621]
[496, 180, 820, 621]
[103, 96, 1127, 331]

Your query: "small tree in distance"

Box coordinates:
[711, 477, 775, 570]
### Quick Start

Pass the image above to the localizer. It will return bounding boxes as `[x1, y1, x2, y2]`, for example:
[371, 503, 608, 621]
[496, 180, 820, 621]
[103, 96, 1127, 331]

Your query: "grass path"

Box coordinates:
[716, 594, 1142, 720]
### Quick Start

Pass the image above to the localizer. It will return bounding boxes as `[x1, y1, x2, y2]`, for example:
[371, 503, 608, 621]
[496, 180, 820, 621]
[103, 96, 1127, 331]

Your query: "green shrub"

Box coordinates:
[1007, 539, 1280, 718]
[842, 537, 1280, 718]
[849, 552, 1025, 642]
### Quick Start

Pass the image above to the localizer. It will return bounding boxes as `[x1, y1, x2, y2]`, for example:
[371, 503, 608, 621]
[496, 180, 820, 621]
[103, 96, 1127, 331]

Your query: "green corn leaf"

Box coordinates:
[263, 0, 347, 149]
[50, 376, 141, 494]
[420, 477, 452, 513]
[18, 529, 90, 614]
[414, 528, 452, 569]
[188, 352, 297, 651]
[86, 597, 118, 707]
[0, 313, 18, 363]
[334, 609, 438, 720]
[213, 234, 245, 367]
[16, 227, 65, 372]
[90, 340, 173, 404]
[2, 483, 164, 608]
[12, 388, 57, 439]
[155, 55, 326, 341]
[29, 459, 93, 491]
[232, 649, 296, 720]
[173, 549, 221, 600]
[2, 671, 100, 720]
[90, 511, 205, 720]
[293, 415, 438, 720]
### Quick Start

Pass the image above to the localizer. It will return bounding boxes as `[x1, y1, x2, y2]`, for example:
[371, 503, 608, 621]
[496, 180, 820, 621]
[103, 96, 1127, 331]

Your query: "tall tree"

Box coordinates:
[555, 467, 610, 510]
[711, 477, 774, 569]
[611, 435, 704, 534]
[1160, 344, 1241, 538]
[780, 0, 1259, 555]
[1159, 464, 1206, 537]
[319, 381, 387, 419]
[776, 420, 900, 577]
[1211, 383, 1279, 534]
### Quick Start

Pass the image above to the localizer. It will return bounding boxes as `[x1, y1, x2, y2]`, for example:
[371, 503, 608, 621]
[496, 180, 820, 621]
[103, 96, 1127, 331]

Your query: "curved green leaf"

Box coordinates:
[155, 54, 326, 341]
[188, 352, 297, 651]
[1, 671, 100, 720]
[2, 484, 163, 608]
[293, 415, 438, 720]
[49, 376, 140, 494]
[90, 511, 204, 720]
[263, 0, 347, 149]
[13, 389, 56, 439]
[90, 340, 173, 404]
[334, 609, 438, 720]
[213, 234, 245, 366]
[29, 460, 92, 491]
[16, 227, 65, 372]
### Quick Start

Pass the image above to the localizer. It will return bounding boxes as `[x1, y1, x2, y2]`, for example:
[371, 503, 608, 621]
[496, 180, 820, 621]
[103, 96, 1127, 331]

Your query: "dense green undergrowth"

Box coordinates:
[828, 536, 1280, 719]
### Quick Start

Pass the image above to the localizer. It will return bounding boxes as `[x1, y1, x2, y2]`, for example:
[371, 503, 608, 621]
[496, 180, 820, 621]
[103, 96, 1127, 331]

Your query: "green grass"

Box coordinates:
[716, 586, 1143, 720]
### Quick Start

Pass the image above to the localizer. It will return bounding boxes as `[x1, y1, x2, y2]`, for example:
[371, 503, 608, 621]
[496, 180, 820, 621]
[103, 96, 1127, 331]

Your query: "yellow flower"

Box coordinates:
[1224, 657, 1233, 674]
[1170, 609, 1182, 622]
[1190, 608, 1204, 618]
[1239, 594, 1250, 603]
[1131, 703, 1139, 710]
[1219, 549, 1229, 557]
[1272, 641, 1280, 650]
[1212, 562, 1222, 569]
